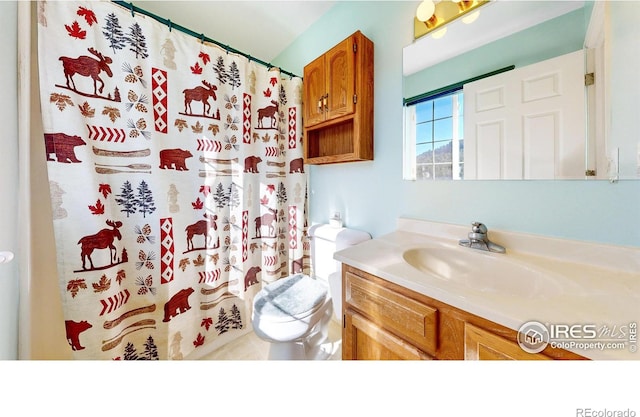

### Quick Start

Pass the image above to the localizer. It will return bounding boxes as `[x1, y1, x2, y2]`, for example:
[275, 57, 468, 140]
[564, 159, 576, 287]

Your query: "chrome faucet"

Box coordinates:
[458, 222, 506, 254]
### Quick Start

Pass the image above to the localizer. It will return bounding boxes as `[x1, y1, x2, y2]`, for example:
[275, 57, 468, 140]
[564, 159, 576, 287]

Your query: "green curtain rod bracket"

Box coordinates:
[111, 0, 300, 79]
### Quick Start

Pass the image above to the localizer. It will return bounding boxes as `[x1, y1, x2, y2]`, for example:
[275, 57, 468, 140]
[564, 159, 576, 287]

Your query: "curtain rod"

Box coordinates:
[403, 65, 514, 106]
[112, 1, 300, 79]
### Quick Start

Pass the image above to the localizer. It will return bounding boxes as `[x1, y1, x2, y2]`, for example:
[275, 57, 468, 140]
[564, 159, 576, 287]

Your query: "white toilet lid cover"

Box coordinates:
[253, 274, 328, 321]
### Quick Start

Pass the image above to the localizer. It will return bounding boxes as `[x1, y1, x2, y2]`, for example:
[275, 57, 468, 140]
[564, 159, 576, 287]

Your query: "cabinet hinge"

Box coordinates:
[585, 72, 595, 86]
[353, 42, 357, 53]
[353, 94, 357, 104]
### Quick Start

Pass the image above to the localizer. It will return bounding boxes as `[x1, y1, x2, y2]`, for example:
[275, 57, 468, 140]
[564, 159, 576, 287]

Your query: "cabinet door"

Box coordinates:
[325, 36, 355, 120]
[464, 323, 551, 360]
[344, 310, 432, 360]
[303, 54, 326, 127]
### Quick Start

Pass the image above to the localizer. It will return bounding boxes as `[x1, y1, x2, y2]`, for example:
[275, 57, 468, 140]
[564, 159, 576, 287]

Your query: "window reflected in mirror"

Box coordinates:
[404, 90, 464, 181]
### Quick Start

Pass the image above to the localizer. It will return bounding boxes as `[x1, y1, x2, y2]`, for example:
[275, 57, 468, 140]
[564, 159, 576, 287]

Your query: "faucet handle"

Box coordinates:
[471, 222, 487, 234]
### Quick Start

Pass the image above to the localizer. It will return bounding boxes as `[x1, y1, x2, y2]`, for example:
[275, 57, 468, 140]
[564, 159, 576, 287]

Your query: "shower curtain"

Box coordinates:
[36, 0, 308, 360]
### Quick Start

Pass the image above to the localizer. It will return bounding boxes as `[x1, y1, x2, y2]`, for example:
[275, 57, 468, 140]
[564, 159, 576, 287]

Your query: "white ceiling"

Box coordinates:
[129, 1, 587, 77]
[134, 1, 337, 64]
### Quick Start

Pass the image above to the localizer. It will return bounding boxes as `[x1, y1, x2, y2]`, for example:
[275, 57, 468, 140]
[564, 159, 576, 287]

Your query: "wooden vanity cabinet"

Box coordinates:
[302, 30, 374, 164]
[342, 265, 587, 361]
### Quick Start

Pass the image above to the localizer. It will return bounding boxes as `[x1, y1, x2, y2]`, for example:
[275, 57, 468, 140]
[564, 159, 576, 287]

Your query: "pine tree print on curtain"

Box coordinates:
[37, 0, 308, 360]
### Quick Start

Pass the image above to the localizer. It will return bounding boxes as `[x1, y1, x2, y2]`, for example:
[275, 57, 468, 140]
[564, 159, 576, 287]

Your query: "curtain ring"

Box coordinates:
[167, 19, 172, 32]
[129, 3, 135, 17]
[200, 33, 205, 44]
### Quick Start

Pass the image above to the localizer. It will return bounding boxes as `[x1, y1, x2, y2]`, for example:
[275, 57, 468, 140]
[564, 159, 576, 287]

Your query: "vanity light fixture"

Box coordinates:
[414, 0, 490, 40]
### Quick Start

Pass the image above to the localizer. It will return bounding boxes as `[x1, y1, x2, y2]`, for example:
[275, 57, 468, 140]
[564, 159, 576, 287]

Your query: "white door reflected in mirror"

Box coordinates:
[463, 50, 585, 180]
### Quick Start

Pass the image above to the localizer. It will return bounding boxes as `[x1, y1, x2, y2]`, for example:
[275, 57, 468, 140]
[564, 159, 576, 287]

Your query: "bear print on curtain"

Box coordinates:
[37, 0, 309, 360]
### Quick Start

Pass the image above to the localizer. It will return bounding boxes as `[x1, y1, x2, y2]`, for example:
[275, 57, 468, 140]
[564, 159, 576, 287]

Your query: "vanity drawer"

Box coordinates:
[344, 270, 438, 355]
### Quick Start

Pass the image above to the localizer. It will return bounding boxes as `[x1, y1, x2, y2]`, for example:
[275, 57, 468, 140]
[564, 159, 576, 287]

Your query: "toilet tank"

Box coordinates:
[308, 224, 371, 281]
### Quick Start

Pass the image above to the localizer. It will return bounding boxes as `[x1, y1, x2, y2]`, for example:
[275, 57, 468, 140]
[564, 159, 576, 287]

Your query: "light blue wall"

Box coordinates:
[275, 1, 414, 238]
[279, 1, 640, 247]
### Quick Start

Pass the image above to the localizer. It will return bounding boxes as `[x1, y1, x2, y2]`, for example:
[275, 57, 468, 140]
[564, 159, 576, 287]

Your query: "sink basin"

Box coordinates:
[402, 247, 564, 298]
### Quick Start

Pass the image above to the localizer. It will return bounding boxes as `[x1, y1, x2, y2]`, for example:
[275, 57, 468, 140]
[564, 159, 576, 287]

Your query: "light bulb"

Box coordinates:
[416, 0, 436, 22]
[432, 27, 447, 39]
[462, 10, 480, 24]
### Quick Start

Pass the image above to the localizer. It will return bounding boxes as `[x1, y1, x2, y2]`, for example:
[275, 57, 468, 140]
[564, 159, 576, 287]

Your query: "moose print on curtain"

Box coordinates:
[37, 0, 309, 359]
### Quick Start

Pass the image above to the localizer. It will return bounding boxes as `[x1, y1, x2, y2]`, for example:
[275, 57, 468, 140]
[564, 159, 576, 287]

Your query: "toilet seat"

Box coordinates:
[250, 225, 370, 359]
[253, 274, 328, 323]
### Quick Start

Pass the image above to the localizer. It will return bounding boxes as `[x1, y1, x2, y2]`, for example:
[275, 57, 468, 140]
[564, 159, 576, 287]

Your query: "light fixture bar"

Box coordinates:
[414, 0, 490, 40]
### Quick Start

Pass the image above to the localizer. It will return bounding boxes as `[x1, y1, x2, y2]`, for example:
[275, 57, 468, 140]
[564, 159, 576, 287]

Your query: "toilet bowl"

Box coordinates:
[328, 272, 342, 322]
[252, 274, 333, 360]
[251, 224, 371, 360]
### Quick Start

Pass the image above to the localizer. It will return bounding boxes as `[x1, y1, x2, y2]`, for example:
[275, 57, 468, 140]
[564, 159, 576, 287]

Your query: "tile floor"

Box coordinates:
[199, 318, 343, 360]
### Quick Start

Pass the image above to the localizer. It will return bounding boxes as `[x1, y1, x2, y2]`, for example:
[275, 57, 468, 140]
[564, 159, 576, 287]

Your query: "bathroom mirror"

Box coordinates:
[402, 0, 640, 181]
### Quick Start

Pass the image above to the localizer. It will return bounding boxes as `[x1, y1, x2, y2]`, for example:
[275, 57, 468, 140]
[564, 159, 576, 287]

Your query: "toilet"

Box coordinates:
[251, 223, 371, 360]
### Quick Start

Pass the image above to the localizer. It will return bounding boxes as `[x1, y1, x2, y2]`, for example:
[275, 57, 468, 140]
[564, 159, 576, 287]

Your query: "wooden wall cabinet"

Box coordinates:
[303, 30, 374, 164]
[342, 265, 587, 361]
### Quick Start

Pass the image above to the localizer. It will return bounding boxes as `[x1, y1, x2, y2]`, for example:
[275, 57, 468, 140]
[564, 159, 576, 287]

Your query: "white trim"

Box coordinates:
[584, 0, 609, 179]
[584, 0, 605, 49]
[17, 0, 32, 360]
[402, 105, 418, 180]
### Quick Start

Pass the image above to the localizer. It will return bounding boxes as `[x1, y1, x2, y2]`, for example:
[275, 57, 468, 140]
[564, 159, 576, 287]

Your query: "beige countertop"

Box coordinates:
[334, 218, 640, 360]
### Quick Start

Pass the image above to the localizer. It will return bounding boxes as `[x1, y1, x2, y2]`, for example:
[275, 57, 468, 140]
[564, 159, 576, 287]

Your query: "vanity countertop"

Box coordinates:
[334, 218, 640, 360]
